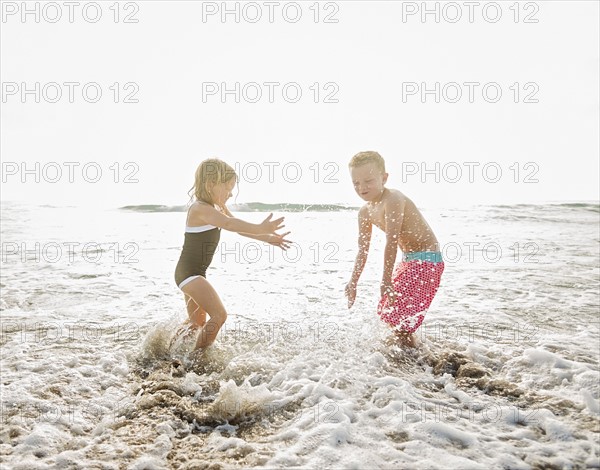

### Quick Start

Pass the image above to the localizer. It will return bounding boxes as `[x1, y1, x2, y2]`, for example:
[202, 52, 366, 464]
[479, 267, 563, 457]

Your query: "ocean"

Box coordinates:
[0, 201, 598, 469]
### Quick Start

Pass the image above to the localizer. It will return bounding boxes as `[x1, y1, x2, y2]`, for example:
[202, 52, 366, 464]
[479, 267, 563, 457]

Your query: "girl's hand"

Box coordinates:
[264, 232, 292, 250]
[260, 213, 285, 234]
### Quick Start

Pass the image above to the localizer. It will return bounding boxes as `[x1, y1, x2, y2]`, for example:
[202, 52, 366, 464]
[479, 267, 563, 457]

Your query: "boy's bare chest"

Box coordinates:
[366, 204, 386, 230]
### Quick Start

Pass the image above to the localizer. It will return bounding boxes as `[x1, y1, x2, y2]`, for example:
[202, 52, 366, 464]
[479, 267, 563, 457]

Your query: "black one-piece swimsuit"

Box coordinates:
[174, 224, 221, 288]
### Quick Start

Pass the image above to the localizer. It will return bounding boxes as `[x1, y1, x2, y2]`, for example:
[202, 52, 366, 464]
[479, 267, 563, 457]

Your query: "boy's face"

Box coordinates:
[350, 163, 388, 202]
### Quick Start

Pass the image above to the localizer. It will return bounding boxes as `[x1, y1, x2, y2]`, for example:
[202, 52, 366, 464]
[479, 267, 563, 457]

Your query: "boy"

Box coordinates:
[344, 151, 444, 347]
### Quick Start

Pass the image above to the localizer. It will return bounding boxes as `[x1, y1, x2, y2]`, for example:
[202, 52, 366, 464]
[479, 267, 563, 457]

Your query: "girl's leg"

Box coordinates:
[181, 276, 228, 350]
[184, 294, 207, 327]
[170, 295, 203, 350]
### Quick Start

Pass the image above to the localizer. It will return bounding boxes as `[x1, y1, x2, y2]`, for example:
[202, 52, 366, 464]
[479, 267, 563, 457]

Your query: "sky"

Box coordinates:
[1, 0, 599, 209]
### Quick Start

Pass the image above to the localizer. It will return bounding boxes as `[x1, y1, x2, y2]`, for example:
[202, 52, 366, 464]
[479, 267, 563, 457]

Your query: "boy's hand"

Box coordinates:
[380, 281, 396, 305]
[345, 282, 357, 308]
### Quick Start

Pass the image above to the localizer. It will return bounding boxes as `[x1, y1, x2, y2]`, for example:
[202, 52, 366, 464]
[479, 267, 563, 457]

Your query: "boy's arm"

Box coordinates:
[349, 206, 372, 287]
[346, 207, 372, 308]
[381, 196, 405, 299]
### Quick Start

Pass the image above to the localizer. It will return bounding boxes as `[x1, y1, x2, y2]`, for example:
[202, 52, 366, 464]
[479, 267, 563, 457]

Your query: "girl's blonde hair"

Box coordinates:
[188, 159, 237, 207]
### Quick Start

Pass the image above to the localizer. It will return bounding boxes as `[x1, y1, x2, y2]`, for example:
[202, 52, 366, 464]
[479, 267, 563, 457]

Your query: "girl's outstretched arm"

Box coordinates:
[222, 205, 292, 249]
[238, 231, 293, 250]
[190, 202, 284, 235]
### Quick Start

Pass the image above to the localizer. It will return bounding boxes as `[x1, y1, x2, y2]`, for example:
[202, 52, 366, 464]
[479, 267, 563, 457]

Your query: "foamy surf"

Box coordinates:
[1, 203, 598, 468]
[117, 314, 600, 469]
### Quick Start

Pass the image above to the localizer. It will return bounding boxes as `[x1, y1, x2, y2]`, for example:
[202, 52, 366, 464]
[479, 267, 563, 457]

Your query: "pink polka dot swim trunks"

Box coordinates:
[377, 252, 445, 333]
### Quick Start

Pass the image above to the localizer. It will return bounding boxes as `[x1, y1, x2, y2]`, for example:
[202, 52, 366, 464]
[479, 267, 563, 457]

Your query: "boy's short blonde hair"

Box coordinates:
[349, 151, 386, 173]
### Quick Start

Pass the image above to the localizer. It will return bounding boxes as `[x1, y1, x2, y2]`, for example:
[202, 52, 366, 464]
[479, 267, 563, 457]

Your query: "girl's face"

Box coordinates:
[211, 178, 236, 206]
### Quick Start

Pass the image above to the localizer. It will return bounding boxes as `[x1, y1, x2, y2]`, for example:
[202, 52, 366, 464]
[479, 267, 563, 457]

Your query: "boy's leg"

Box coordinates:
[181, 277, 228, 350]
[393, 328, 417, 348]
[380, 260, 444, 348]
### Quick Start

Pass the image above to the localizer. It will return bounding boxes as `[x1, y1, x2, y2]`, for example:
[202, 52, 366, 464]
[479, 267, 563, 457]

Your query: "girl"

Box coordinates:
[174, 158, 291, 350]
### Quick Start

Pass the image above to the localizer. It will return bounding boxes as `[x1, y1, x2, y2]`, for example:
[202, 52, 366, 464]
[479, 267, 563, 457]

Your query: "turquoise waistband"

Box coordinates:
[403, 251, 443, 263]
